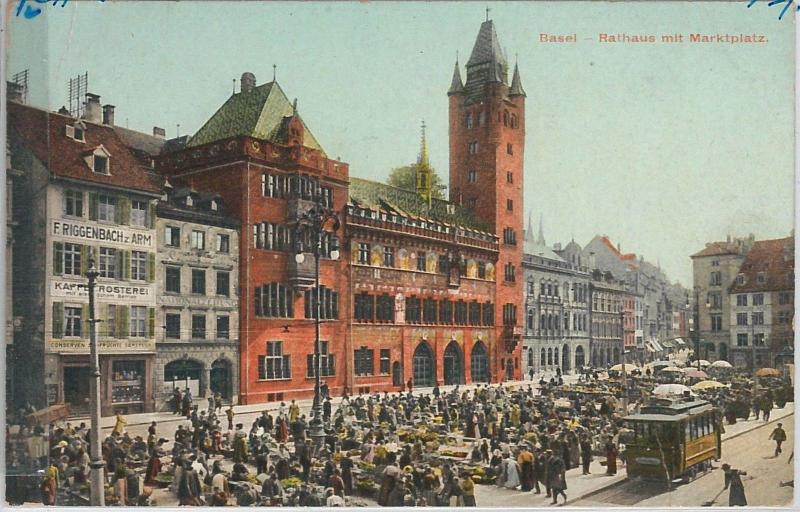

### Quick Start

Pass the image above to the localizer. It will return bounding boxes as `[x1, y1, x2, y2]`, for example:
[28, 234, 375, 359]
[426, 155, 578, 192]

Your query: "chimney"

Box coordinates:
[240, 72, 256, 93]
[84, 93, 101, 122]
[102, 104, 115, 126]
[7, 82, 24, 103]
[153, 126, 166, 139]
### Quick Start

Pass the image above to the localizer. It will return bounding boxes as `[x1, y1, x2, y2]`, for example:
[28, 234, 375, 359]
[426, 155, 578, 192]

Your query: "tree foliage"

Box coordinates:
[386, 164, 447, 200]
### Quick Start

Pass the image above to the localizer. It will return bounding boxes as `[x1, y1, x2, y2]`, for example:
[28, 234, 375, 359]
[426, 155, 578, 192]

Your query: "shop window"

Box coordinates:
[111, 361, 144, 404]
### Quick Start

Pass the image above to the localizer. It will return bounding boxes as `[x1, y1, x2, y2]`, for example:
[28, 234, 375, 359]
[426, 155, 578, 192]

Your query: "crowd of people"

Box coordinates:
[3, 363, 793, 507]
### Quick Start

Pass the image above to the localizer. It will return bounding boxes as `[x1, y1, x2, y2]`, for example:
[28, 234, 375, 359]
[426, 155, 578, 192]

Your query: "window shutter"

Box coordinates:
[51, 302, 64, 339]
[117, 198, 130, 225]
[148, 202, 156, 228]
[119, 305, 129, 337]
[123, 250, 131, 279]
[147, 307, 155, 338]
[88, 193, 98, 221]
[80, 245, 88, 275]
[100, 303, 108, 337]
[53, 242, 63, 275]
[147, 253, 155, 282]
[82, 303, 90, 336]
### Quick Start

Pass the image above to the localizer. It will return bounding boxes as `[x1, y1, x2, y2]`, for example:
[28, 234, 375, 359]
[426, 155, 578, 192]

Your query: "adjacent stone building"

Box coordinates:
[690, 235, 754, 362]
[588, 269, 626, 367]
[522, 218, 590, 376]
[154, 186, 240, 409]
[728, 235, 794, 369]
[8, 96, 162, 415]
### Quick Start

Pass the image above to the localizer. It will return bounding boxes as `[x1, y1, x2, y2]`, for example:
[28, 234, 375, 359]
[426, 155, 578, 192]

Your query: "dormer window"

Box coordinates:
[756, 272, 766, 284]
[185, 195, 193, 207]
[93, 155, 108, 174]
[85, 145, 111, 175]
[736, 273, 745, 286]
[66, 121, 86, 142]
[210, 200, 218, 211]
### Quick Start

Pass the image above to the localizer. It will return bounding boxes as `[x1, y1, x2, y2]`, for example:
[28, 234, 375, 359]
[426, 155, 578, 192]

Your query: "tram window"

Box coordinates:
[709, 416, 716, 434]
[685, 421, 691, 442]
[691, 418, 698, 439]
[703, 416, 710, 436]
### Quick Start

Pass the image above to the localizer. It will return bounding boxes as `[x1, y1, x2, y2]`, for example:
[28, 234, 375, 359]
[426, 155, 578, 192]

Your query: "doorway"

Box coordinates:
[63, 366, 91, 408]
[210, 359, 231, 399]
[443, 341, 464, 385]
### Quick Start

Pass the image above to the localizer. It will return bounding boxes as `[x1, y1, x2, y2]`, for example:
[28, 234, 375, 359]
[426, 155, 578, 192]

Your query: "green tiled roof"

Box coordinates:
[349, 177, 490, 232]
[187, 81, 325, 155]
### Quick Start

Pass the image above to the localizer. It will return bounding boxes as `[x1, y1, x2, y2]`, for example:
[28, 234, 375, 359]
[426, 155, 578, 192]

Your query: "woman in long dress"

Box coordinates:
[501, 453, 521, 489]
[722, 464, 747, 506]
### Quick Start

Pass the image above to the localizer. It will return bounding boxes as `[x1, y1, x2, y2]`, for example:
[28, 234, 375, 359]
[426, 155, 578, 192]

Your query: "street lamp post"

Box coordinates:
[294, 187, 340, 451]
[85, 259, 105, 506]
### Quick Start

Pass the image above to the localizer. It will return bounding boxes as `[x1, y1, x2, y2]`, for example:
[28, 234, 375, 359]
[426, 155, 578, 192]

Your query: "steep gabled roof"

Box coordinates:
[187, 81, 325, 155]
[691, 241, 741, 258]
[8, 101, 162, 195]
[348, 177, 489, 232]
[729, 236, 794, 293]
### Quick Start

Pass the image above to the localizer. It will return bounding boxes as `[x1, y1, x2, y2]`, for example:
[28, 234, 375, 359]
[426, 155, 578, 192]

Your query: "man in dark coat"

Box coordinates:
[340, 456, 354, 495]
[547, 451, 567, 504]
[580, 433, 593, 475]
[769, 423, 788, 457]
[722, 463, 747, 506]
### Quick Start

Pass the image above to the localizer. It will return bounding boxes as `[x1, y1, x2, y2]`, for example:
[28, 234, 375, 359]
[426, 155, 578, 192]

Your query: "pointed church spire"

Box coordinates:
[537, 214, 545, 245]
[509, 62, 526, 97]
[416, 120, 433, 207]
[525, 211, 534, 242]
[448, 59, 464, 95]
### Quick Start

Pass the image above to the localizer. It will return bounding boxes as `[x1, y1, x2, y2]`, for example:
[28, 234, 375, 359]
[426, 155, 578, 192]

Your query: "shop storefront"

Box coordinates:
[58, 354, 154, 416]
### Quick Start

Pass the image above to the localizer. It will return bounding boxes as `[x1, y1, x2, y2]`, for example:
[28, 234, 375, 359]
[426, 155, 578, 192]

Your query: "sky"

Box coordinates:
[7, 1, 796, 285]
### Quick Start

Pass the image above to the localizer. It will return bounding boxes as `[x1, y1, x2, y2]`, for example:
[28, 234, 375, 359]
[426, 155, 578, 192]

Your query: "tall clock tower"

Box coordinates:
[449, 18, 526, 381]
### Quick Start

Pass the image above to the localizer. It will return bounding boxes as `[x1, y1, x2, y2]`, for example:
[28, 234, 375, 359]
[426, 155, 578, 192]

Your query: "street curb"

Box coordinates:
[573, 476, 628, 502]
[720, 408, 794, 443]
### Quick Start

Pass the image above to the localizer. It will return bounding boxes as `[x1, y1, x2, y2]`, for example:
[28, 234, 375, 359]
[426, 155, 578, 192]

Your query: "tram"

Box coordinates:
[623, 396, 721, 482]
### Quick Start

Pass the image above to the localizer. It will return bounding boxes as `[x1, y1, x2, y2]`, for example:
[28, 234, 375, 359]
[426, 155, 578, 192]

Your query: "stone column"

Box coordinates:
[202, 367, 211, 398]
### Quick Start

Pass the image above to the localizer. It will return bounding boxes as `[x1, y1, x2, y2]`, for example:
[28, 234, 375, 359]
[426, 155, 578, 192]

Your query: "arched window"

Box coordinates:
[554, 348, 559, 367]
[540, 314, 546, 330]
[541, 349, 546, 367]
[547, 348, 553, 366]
[527, 309, 534, 330]
[255, 282, 293, 318]
[554, 284, 559, 297]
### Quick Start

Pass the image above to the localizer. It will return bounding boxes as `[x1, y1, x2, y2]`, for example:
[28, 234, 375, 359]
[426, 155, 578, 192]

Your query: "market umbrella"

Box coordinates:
[660, 366, 685, 373]
[710, 360, 733, 369]
[684, 368, 709, 379]
[755, 368, 780, 377]
[609, 363, 638, 372]
[652, 360, 673, 367]
[692, 380, 726, 391]
[652, 383, 694, 396]
[672, 359, 687, 368]
[698, 360, 711, 367]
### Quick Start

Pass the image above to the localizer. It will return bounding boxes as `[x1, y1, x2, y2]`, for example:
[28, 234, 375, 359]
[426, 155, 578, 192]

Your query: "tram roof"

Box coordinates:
[626, 400, 714, 421]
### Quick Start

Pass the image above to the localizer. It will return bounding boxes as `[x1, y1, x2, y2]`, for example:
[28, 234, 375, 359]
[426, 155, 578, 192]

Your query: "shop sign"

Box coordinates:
[635, 457, 661, 466]
[48, 338, 155, 353]
[51, 219, 154, 249]
[51, 280, 153, 303]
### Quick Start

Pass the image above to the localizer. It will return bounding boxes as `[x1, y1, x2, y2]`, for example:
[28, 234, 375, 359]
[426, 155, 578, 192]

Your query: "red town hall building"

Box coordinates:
[156, 19, 525, 403]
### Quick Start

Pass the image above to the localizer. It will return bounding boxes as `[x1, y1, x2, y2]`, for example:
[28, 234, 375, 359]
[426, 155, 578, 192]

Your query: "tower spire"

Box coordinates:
[448, 58, 464, 95]
[525, 211, 534, 242]
[416, 120, 433, 207]
[509, 61, 526, 97]
[537, 214, 545, 245]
